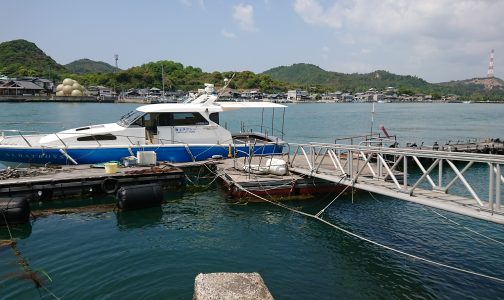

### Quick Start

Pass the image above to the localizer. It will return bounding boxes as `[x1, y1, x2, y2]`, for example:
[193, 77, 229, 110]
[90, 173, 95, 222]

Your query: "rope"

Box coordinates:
[315, 176, 349, 217]
[1, 206, 60, 300]
[40, 285, 61, 300]
[367, 191, 504, 247]
[430, 209, 504, 247]
[1, 208, 13, 240]
[225, 177, 504, 284]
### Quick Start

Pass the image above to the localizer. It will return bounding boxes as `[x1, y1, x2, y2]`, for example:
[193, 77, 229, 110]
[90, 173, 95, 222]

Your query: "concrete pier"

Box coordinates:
[193, 272, 273, 300]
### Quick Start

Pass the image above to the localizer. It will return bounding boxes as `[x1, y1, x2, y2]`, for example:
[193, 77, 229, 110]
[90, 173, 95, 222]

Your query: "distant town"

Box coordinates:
[0, 74, 464, 103]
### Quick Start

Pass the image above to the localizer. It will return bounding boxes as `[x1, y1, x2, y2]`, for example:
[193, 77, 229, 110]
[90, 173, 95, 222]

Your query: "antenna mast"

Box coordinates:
[114, 54, 119, 71]
[486, 49, 494, 89]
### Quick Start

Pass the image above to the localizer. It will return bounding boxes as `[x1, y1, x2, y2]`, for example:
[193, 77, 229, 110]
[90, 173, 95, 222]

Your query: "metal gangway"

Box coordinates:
[286, 141, 504, 224]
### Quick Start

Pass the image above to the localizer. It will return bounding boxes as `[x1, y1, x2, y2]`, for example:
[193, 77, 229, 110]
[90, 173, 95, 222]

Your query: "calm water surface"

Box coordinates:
[0, 102, 504, 299]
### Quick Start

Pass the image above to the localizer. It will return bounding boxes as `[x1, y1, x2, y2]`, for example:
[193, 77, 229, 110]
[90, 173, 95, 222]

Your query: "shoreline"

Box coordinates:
[0, 96, 502, 104]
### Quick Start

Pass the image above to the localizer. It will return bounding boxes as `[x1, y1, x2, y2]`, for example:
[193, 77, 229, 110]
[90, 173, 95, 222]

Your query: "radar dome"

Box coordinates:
[56, 91, 64, 96]
[56, 84, 64, 92]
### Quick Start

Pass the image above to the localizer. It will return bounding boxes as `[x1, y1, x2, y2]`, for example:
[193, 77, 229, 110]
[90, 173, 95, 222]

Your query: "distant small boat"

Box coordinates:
[463, 101, 472, 104]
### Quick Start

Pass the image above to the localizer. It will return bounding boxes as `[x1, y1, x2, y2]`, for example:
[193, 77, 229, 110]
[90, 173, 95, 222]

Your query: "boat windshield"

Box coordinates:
[116, 110, 145, 127]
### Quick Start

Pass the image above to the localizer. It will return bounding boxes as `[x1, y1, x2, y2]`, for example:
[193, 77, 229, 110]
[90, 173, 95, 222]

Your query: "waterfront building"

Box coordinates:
[0, 76, 54, 96]
[240, 89, 262, 100]
[287, 89, 309, 101]
[0, 79, 47, 96]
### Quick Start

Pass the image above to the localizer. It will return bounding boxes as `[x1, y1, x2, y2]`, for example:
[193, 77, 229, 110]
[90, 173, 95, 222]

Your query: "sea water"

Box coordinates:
[0, 102, 504, 299]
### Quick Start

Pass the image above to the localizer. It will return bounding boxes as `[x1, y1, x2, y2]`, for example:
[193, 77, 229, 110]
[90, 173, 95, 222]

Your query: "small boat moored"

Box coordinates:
[0, 82, 286, 166]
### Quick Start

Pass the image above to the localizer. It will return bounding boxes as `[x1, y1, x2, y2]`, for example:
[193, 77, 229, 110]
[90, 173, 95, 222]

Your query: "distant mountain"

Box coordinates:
[437, 77, 504, 92]
[65, 58, 120, 74]
[0, 39, 67, 77]
[263, 63, 504, 100]
[262, 63, 431, 91]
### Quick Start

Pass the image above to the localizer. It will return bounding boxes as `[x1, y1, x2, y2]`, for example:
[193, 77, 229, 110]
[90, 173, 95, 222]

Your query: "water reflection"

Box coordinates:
[116, 207, 163, 230]
[0, 223, 32, 240]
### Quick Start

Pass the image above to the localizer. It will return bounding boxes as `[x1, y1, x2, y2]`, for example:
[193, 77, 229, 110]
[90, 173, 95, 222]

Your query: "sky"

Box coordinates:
[1, 0, 503, 83]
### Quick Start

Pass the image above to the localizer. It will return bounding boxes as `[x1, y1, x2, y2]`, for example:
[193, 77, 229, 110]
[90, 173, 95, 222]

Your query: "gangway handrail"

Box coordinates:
[301, 142, 504, 164]
[286, 142, 504, 223]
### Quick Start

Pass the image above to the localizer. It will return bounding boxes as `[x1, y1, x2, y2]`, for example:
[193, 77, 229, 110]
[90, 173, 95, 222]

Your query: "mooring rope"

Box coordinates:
[1, 208, 60, 299]
[1, 209, 13, 240]
[366, 191, 487, 245]
[315, 175, 350, 218]
[367, 191, 504, 247]
[429, 208, 504, 247]
[225, 177, 504, 284]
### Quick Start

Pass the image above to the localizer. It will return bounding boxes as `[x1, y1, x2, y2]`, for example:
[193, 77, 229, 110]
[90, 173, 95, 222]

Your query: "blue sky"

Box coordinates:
[1, 0, 503, 83]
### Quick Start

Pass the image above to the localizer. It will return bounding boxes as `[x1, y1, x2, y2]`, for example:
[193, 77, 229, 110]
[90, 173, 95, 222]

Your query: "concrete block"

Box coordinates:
[193, 272, 274, 300]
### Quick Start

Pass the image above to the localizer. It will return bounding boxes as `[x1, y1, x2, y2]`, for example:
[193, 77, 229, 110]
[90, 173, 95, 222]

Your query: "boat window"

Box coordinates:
[172, 112, 209, 126]
[156, 112, 209, 126]
[158, 113, 171, 126]
[77, 134, 117, 141]
[116, 110, 145, 127]
[209, 113, 219, 124]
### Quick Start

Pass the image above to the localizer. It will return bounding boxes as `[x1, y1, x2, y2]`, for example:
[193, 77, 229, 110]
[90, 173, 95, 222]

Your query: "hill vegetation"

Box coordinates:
[0, 39, 502, 100]
[263, 63, 431, 92]
[263, 63, 504, 100]
[65, 58, 120, 74]
[69, 60, 290, 93]
[0, 39, 66, 77]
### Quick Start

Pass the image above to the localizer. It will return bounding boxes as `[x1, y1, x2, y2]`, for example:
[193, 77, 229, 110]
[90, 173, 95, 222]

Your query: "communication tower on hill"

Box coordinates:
[486, 49, 494, 89]
[114, 54, 119, 71]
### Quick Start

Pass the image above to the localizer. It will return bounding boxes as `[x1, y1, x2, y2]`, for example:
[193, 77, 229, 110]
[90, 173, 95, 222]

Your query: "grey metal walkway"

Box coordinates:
[285, 142, 504, 224]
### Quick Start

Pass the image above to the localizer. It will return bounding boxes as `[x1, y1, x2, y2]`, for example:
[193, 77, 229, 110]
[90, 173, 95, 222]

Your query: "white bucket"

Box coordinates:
[104, 162, 118, 174]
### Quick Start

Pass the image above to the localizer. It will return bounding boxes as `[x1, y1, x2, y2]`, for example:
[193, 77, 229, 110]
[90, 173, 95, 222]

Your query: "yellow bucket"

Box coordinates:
[104, 162, 118, 174]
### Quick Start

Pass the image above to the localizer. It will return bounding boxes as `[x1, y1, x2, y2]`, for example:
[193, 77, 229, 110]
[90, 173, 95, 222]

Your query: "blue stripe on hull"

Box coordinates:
[0, 144, 283, 165]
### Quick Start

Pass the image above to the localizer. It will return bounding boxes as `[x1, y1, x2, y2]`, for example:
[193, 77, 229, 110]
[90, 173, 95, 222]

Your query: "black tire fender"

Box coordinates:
[101, 177, 119, 194]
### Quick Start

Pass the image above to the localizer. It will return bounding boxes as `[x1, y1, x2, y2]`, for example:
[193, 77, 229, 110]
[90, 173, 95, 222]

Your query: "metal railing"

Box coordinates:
[287, 142, 504, 215]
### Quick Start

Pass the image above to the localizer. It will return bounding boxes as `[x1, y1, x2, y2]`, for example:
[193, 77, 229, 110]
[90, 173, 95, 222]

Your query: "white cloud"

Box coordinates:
[222, 29, 237, 39]
[293, 0, 504, 81]
[294, 0, 504, 43]
[294, 0, 343, 29]
[233, 3, 258, 32]
[178, 0, 205, 9]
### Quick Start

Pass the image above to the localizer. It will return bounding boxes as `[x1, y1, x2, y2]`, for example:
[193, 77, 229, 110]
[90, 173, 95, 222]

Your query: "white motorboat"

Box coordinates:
[0, 83, 286, 165]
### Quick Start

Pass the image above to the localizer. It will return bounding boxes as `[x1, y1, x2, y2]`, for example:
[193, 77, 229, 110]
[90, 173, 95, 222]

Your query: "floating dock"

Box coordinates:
[217, 156, 347, 201]
[0, 164, 185, 200]
[410, 138, 504, 155]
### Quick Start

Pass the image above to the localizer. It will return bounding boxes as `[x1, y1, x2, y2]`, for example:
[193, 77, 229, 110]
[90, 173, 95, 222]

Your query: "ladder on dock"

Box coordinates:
[286, 143, 504, 224]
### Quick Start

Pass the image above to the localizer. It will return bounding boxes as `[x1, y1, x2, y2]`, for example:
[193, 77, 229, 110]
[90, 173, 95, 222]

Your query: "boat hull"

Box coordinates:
[0, 144, 284, 165]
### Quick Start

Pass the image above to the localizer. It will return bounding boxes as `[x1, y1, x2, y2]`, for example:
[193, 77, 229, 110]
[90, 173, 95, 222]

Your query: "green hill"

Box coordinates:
[0, 39, 66, 77]
[263, 63, 431, 91]
[263, 63, 504, 100]
[65, 58, 119, 74]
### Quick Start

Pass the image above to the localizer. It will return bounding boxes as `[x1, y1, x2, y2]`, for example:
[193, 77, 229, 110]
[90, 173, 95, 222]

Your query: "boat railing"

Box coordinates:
[0, 129, 43, 147]
[233, 139, 291, 173]
[238, 122, 285, 140]
[334, 133, 397, 146]
[0, 129, 147, 149]
[0, 129, 286, 160]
